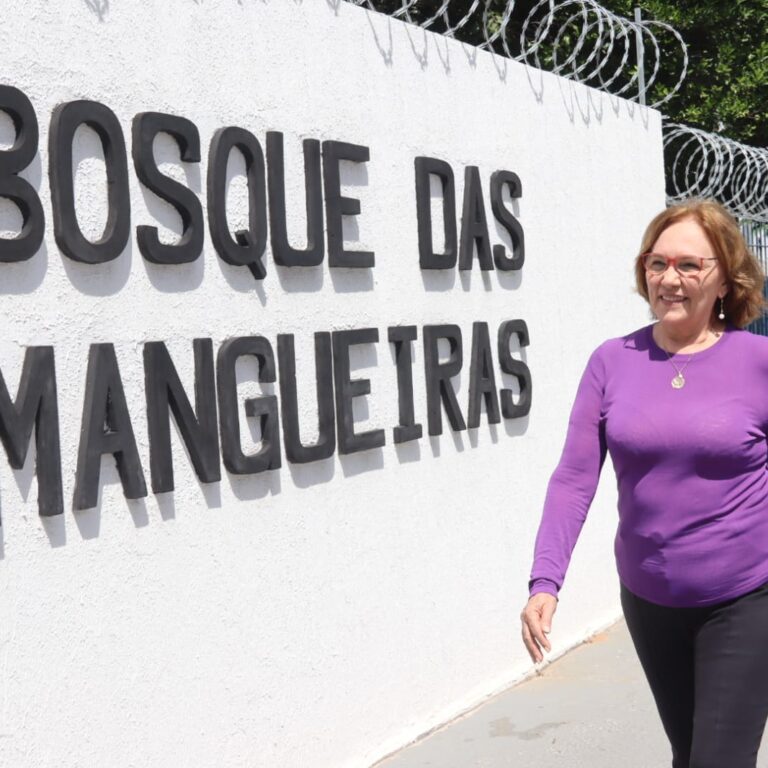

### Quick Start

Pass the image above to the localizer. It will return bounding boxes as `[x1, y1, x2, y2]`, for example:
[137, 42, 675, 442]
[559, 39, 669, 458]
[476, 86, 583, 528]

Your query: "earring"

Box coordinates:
[718, 297, 725, 321]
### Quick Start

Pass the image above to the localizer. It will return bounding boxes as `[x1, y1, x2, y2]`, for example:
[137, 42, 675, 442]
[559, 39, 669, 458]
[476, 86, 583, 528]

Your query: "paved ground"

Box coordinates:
[376, 619, 768, 768]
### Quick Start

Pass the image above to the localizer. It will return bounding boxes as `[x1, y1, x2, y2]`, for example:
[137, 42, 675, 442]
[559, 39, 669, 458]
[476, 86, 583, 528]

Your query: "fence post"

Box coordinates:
[634, 7, 646, 106]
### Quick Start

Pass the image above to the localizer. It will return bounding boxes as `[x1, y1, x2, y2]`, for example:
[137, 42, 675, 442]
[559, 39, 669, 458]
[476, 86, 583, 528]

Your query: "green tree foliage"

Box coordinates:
[602, 0, 767, 146]
[372, 0, 767, 145]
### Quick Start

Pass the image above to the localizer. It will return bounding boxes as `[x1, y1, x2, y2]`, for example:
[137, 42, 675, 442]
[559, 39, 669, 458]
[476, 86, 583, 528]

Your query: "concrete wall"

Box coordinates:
[0, 1, 664, 766]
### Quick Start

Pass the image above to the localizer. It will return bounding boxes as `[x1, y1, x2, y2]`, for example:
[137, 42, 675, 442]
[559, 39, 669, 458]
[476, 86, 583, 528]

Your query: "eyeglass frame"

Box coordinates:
[639, 252, 720, 278]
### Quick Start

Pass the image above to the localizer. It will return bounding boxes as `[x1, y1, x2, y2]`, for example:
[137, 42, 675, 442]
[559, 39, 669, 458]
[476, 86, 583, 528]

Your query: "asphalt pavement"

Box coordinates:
[374, 619, 768, 768]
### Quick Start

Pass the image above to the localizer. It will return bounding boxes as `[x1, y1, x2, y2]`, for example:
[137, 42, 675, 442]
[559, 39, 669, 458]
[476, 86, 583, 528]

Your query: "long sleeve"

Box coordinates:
[529, 346, 608, 598]
[529, 326, 768, 607]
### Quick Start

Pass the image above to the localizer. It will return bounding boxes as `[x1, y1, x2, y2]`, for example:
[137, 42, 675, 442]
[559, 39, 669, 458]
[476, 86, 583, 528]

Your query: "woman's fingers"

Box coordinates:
[521, 619, 542, 663]
[520, 593, 558, 662]
[540, 597, 556, 635]
[527, 607, 551, 654]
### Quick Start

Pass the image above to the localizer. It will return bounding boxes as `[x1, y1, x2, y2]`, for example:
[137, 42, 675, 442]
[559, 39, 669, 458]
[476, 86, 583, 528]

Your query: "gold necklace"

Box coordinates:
[663, 351, 694, 389]
[656, 328, 721, 389]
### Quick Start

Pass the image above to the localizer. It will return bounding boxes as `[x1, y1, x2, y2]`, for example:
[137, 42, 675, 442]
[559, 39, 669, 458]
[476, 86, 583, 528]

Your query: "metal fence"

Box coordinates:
[744, 221, 768, 335]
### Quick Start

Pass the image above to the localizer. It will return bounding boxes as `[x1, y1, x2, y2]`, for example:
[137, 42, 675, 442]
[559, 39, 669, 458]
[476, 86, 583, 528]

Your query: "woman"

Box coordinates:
[521, 199, 768, 768]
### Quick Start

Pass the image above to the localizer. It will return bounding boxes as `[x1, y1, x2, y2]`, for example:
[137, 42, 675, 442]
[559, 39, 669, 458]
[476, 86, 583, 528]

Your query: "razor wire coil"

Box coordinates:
[347, 1, 766, 223]
[664, 123, 768, 223]
[346, 0, 688, 109]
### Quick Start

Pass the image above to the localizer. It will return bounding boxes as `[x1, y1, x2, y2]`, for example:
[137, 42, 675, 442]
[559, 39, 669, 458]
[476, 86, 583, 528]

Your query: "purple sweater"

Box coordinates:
[529, 324, 768, 607]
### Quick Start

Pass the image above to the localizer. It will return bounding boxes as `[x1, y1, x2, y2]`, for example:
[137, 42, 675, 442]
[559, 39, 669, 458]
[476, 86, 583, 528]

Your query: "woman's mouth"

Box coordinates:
[660, 295, 687, 304]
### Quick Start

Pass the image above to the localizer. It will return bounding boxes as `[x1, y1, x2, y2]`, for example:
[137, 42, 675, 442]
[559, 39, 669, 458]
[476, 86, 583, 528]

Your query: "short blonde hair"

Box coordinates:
[634, 199, 766, 328]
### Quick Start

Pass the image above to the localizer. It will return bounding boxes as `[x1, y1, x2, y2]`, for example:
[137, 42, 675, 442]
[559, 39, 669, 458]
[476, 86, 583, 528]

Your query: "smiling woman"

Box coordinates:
[522, 199, 768, 768]
[634, 199, 766, 342]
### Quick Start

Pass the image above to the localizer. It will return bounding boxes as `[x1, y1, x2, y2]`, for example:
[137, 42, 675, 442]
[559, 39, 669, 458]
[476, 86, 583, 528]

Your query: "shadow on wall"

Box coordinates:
[345, 1, 654, 129]
[84, 0, 110, 20]
[189, 0, 257, 5]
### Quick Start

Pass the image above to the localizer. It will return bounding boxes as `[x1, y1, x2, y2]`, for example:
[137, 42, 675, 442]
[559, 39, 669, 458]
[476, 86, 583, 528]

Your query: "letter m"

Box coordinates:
[0, 347, 63, 517]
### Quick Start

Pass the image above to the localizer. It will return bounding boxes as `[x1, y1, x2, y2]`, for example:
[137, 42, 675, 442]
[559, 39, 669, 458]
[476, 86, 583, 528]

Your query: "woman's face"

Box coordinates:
[646, 217, 728, 332]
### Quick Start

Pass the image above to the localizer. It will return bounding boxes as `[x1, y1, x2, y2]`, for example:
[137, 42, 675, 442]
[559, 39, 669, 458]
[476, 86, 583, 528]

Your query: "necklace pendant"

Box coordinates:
[671, 374, 686, 389]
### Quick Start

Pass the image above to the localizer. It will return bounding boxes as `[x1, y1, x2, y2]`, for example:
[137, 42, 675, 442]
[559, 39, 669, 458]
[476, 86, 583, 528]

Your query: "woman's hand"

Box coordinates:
[520, 592, 558, 663]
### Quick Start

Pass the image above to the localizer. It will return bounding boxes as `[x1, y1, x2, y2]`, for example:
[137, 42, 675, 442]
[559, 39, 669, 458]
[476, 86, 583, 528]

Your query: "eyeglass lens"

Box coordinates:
[643, 254, 704, 275]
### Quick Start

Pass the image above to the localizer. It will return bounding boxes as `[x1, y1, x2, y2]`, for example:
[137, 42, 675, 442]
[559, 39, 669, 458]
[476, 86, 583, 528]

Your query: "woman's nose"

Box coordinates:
[659, 264, 682, 284]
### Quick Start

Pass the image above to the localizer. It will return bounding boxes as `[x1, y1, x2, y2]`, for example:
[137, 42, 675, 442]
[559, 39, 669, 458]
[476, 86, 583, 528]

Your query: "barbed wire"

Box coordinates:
[346, 0, 688, 109]
[348, 1, 766, 223]
[664, 123, 768, 224]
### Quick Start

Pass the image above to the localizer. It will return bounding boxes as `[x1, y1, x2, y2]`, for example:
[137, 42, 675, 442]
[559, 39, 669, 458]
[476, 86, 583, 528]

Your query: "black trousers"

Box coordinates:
[621, 581, 768, 768]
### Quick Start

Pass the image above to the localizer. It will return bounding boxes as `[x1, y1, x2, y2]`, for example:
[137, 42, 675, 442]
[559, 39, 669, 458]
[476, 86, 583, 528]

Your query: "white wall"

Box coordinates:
[0, 1, 665, 766]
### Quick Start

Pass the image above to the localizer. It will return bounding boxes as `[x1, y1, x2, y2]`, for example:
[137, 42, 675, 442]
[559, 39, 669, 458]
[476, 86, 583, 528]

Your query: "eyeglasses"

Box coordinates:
[640, 253, 719, 277]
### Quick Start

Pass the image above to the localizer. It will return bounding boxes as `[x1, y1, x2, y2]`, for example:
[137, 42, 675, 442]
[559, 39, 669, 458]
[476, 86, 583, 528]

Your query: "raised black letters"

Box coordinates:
[387, 325, 422, 443]
[49, 100, 131, 264]
[277, 333, 335, 463]
[267, 131, 324, 267]
[332, 328, 385, 454]
[216, 336, 281, 474]
[498, 319, 532, 419]
[132, 112, 204, 265]
[467, 321, 501, 428]
[144, 339, 220, 493]
[0, 85, 45, 263]
[0, 347, 62, 517]
[423, 325, 467, 436]
[490, 171, 524, 271]
[414, 156, 457, 270]
[458, 166, 493, 271]
[208, 127, 268, 280]
[323, 140, 374, 268]
[74, 344, 147, 510]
